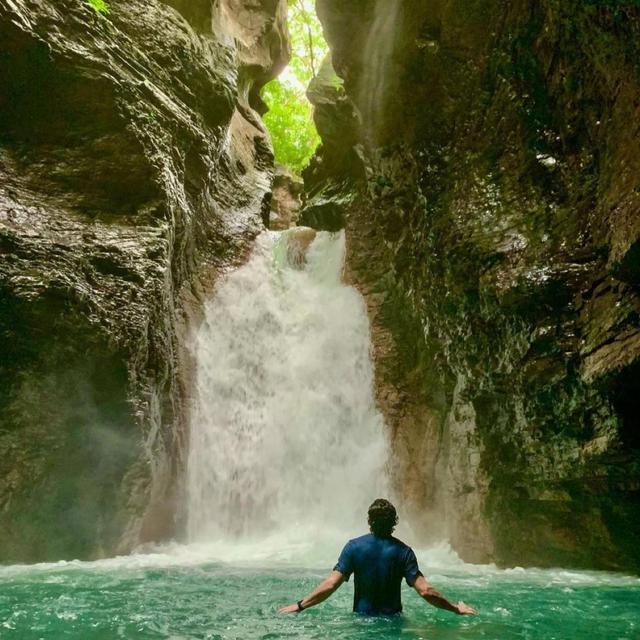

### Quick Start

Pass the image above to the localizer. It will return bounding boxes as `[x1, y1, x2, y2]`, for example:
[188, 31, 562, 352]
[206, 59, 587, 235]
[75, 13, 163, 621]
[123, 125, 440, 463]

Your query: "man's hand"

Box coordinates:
[278, 603, 301, 614]
[455, 601, 477, 615]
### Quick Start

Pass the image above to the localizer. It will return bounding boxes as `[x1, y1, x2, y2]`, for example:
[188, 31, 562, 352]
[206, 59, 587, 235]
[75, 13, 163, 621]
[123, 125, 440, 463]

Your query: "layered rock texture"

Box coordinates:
[311, 0, 640, 570]
[0, 0, 287, 562]
[269, 164, 303, 230]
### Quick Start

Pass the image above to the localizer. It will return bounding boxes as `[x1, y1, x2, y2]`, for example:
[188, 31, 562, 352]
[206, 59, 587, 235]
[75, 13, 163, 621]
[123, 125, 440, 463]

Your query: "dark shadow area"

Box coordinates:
[0, 22, 159, 218]
[0, 288, 139, 562]
[610, 360, 640, 451]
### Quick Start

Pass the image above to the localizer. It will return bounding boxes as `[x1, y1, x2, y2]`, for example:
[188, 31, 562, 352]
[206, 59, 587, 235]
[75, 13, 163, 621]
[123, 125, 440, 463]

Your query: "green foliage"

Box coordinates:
[286, 0, 327, 82]
[262, 0, 328, 174]
[86, 0, 110, 15]
[262, 81, 319, 174]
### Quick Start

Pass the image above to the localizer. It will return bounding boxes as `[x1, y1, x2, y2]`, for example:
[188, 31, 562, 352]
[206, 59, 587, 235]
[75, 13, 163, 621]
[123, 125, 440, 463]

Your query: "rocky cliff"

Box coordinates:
[0, 0, 288, 562]
[309, 0, 640, 570]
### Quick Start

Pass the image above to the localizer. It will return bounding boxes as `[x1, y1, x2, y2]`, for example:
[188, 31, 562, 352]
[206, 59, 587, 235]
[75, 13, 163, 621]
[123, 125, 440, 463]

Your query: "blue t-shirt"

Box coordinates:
[333, 533, 422, 615]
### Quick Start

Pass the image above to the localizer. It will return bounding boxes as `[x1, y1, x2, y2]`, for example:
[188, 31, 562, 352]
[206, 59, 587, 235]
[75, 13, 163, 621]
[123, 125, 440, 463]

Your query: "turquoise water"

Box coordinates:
[1, 542, 638, 639]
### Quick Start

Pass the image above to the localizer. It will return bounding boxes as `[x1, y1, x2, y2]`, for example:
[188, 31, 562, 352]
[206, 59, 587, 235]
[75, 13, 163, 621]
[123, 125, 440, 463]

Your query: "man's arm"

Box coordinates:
[413, 575, 477, 615]
[278, 570, 346, 614]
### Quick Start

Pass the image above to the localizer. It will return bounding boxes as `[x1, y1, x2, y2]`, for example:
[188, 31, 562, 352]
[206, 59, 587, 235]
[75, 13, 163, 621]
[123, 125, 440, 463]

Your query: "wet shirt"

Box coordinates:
[333, 533, 422, 615]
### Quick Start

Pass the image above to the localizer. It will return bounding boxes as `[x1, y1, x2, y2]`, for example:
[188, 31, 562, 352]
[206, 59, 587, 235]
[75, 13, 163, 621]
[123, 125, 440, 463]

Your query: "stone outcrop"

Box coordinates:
[269, 164, 303, 230]
[311, 0, 640, 570]
[300, 53, 363, 232]
[0, 0, 288, 562]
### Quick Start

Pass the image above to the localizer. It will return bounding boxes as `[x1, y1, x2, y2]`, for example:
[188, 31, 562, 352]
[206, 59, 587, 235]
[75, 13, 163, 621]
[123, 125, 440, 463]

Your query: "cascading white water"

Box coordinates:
[186, 229, 389, 546]
[359, 0, 401, 143]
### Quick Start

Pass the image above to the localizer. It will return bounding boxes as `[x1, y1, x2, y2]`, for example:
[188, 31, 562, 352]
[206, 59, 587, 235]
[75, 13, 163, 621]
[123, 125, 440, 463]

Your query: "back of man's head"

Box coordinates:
[367, 498, 398, 538]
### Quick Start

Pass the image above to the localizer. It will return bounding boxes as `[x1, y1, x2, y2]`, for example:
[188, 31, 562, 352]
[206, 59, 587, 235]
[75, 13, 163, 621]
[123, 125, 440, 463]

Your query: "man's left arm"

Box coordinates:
[278, 570, 346, 614]
[404, 547, 477, 616]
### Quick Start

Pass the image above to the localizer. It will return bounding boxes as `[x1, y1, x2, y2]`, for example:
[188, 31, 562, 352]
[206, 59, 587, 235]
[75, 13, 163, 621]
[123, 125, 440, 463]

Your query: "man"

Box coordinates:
[279, 498, 477, 616]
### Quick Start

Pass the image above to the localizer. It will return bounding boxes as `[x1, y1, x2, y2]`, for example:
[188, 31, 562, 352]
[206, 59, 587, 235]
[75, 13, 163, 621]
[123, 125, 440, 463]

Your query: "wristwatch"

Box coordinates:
[296, 600, 305, 612]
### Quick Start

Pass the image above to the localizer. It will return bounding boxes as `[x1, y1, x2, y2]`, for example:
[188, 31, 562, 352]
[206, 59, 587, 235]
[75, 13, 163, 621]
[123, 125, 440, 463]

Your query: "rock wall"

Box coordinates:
[311, 0, 640, 570]
[0, 0, 288, 562]
[269, 164, 303, 230]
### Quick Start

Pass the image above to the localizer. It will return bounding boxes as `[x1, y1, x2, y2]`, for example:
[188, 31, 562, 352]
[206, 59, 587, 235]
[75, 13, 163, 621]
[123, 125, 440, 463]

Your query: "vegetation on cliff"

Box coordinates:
[262, 0, 327, 173]
[86, 0, 109, 14]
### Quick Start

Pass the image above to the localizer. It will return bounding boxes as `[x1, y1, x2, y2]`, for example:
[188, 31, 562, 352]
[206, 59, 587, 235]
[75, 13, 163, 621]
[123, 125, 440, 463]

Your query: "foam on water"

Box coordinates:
[1, 535, 638, 592]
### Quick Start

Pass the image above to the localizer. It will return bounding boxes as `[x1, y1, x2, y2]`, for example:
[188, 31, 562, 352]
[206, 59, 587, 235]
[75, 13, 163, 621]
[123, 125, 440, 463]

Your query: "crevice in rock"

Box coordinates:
[610, 360, 640, 452]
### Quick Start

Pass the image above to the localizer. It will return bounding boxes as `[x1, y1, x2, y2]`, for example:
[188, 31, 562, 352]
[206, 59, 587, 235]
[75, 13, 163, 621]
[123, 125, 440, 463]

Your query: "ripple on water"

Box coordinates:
[0, 543, 638, 639]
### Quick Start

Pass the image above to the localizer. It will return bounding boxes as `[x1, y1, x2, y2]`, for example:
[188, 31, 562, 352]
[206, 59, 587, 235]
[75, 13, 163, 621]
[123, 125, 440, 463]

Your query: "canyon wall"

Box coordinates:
[308, 0, 640, 570]
[0, 0, 288, 562]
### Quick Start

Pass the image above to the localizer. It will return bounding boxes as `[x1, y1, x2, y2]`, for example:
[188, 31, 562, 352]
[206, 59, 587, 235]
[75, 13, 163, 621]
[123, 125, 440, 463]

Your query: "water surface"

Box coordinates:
[1, 542, 638, 639]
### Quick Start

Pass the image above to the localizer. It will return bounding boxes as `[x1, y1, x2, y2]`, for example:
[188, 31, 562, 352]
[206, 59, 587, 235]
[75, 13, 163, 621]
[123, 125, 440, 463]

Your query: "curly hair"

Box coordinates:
[367, 498, 398, 538]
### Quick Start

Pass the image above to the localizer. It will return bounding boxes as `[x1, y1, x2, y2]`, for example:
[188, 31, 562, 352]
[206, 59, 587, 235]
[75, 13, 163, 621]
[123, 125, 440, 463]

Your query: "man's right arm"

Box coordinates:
[412, 575, 477, 615]
[278, 570, 346, 614]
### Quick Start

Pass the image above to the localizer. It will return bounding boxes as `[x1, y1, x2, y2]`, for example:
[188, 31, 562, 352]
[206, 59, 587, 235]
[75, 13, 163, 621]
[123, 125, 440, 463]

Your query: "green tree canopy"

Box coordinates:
[262, 0, 328, 174]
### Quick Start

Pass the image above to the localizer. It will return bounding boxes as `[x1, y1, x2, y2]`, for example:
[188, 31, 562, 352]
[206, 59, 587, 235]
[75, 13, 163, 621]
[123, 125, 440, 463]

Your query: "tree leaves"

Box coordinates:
[262, 0, 328, 174]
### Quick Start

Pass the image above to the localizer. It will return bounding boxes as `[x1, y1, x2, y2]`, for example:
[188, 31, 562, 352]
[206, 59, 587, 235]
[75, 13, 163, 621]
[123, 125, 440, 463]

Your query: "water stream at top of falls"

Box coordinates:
[186, 229, 389, 548]
[359, 0, 401, 144]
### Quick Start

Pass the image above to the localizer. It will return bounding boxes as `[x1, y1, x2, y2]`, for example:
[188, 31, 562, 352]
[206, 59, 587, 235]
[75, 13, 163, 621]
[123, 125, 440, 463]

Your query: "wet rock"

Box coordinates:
[269, 164, 303, 230]
[313, 0, 640, 570]
[299, 54, 364, 231]
[0, 0, 288, 562]
[280, 227, 317, 269]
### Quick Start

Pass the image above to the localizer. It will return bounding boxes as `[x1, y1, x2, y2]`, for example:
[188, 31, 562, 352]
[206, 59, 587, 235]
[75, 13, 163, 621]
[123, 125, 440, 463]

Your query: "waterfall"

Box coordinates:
[359, 0, 401, 144]
[186, 229, 388, 545]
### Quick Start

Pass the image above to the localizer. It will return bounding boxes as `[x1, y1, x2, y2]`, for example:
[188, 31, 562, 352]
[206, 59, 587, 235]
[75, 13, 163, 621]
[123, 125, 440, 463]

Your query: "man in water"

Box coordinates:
[278, 498, 477, 616]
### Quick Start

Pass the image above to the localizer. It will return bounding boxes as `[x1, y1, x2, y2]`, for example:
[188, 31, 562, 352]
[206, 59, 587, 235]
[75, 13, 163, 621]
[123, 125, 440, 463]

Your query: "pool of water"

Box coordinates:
[1, 540, 638, 639]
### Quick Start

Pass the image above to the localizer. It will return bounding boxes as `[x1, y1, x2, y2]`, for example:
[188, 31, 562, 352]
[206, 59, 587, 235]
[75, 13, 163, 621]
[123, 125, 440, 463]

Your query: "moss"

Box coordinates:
[86, 0, 110, 15]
